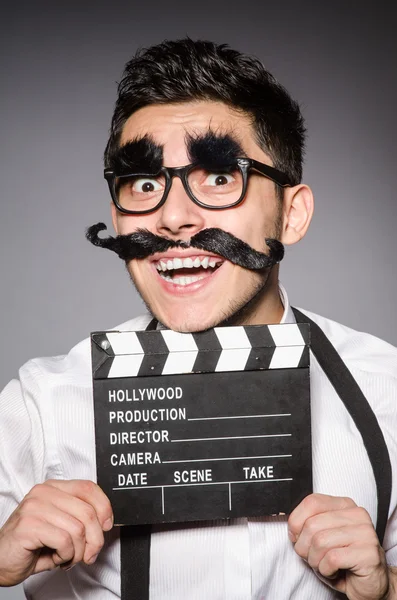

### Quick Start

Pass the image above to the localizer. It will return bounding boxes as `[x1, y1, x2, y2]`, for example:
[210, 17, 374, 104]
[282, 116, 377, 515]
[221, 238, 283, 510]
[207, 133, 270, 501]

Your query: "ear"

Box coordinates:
[280, 184, 314, 245]
[110, 202, 120, 234]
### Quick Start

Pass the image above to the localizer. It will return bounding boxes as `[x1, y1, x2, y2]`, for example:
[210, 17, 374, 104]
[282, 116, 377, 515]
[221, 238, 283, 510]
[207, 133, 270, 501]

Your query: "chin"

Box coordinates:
[154, 306, 224, 333]
[160, 315, 217, 333]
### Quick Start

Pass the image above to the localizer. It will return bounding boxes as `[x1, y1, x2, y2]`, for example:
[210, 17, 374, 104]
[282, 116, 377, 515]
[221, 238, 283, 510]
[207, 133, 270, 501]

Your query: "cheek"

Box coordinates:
[127, 260, 152, 297]
[115, 213, 156, 236]
[218, 182, 277, 237]
[217, 209, 268, 249]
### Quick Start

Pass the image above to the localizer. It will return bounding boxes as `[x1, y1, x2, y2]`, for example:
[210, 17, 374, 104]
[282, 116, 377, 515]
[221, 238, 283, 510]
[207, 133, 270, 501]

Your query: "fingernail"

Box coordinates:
[103, 517, 113, 531]
[288, 530, 297, 543]
[87, 553, 99, 565]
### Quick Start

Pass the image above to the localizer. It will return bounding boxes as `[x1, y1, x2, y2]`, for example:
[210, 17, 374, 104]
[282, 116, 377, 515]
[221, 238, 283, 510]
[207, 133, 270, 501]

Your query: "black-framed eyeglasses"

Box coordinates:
[104, 157, 292, 215]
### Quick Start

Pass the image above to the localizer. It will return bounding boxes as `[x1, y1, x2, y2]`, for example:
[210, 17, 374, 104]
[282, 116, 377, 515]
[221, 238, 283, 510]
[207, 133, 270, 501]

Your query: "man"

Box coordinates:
[0, 38, 396, 599]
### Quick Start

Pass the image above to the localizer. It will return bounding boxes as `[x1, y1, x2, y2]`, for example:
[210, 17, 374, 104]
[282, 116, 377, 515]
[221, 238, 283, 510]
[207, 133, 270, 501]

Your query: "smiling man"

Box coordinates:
[1, 38, 397, 600]
[107, 101, 301, 332]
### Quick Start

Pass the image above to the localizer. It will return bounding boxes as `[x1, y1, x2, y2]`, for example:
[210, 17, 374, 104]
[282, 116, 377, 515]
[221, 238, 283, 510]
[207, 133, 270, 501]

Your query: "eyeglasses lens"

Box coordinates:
[114, 166, 243, 212]
[115, 173, 167, 213]
[187, 166, 243, 207]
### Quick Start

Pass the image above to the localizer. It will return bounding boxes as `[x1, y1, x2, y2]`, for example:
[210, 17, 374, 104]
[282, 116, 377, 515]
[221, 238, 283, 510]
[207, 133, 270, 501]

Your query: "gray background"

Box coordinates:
[0, 1, 396, 598]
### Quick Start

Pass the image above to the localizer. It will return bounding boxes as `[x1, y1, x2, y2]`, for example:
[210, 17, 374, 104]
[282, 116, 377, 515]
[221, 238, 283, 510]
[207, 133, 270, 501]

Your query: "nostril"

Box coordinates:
[159, 223, 202, 236]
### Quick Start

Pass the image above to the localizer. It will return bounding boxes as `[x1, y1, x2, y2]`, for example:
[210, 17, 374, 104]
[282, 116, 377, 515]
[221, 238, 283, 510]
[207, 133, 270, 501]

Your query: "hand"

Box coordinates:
[0, 479, 113, 586]
[288, 493, 394, 600]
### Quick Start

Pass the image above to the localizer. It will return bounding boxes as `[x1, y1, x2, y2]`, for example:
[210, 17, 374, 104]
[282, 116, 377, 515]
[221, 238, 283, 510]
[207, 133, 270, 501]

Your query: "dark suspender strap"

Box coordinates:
[120, 524, 151, 600]
[292, 307, 392, 544]
[119, 318, 157, 600]
[146, 318, 159, 331]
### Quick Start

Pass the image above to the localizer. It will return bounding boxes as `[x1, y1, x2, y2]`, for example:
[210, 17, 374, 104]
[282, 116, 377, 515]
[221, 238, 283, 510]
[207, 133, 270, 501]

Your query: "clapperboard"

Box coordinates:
[91, 323, 312, 525]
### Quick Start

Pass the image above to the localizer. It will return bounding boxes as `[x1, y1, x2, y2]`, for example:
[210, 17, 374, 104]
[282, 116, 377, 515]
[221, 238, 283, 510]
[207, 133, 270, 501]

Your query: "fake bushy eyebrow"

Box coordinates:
[109, 135, 163, 175]
[186, 131, 245, 170]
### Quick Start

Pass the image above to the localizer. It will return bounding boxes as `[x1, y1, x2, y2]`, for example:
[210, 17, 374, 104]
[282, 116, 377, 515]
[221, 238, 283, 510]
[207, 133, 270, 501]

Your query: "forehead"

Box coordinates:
[120, 100, 265, 162]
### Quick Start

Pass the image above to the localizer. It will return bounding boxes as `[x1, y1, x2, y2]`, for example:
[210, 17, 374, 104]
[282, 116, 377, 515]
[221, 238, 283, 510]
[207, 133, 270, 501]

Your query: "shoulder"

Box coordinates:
[295, 307, 397, 380]
[17, 313, 154, 390]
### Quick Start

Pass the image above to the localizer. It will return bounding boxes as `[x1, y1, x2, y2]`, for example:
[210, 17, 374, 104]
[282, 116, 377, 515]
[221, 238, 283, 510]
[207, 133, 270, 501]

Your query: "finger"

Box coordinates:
[35, 480, 113, 531]
[44, 494, 104, 564]
[306, 524, 378, 570]
[34, 549, 71, 574]
[26, 521, 75, 575]
[34, 554, 60, 573]
[294, 507, 373, 559]
[318, 544, 381, 579]
[288, 494, 356, 541]
[42, 501, 100, 565]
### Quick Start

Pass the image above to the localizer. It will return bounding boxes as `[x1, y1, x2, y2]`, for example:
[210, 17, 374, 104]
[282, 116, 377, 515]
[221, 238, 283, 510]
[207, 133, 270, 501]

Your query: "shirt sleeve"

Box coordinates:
[0, 361, 61, 527]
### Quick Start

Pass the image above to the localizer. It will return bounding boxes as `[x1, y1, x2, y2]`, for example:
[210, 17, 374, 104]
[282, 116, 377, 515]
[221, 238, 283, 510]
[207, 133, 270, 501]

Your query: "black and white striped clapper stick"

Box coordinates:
[92, 323, 310, 378]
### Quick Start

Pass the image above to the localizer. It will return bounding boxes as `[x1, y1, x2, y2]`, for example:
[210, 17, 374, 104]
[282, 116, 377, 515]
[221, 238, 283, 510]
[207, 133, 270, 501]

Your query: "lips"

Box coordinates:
[152, 254, 224, 287]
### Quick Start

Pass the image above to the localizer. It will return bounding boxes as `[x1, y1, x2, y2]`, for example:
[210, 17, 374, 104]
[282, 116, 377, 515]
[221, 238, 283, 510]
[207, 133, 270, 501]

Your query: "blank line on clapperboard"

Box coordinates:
[187, 413, 291, 421]
[113, 478, 293, 491]
[162, 454, 292, 464]
[170, 434, 292, 442]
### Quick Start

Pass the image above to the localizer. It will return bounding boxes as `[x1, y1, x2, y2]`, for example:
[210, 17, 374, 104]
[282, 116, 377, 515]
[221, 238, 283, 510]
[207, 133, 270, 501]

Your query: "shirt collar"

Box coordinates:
[279, 282, 295, 324]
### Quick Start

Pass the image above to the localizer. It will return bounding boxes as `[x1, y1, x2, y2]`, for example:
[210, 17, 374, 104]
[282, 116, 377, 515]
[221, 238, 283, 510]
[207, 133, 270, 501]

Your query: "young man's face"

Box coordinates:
[111, 100, 285, 332]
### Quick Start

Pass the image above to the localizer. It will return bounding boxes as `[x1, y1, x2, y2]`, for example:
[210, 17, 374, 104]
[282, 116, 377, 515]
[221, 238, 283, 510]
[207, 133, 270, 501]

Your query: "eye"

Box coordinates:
[132, 177, 163, 193]
[204, 173, 236, 186]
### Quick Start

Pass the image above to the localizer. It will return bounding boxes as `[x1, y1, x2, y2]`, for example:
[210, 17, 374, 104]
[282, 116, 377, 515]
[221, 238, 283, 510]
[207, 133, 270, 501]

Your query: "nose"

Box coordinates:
[155, 175, 206, 238]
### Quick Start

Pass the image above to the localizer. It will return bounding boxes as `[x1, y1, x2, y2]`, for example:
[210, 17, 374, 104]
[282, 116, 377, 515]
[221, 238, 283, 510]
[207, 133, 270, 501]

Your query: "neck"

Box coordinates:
[219, 266, 284, 327]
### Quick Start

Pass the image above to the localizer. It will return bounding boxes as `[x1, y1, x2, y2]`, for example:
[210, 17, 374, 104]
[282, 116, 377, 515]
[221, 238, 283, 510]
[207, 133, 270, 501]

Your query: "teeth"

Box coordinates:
[156, 260, 167, 271]
[173, 276, 186, 285]
[172, 275, 206, 286]
[173, 258, 183, 269]
[156, 256, 221, 272]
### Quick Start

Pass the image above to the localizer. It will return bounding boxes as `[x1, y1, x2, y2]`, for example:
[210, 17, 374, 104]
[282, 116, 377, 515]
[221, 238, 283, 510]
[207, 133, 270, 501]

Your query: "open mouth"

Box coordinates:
[154, 256, 224, 286]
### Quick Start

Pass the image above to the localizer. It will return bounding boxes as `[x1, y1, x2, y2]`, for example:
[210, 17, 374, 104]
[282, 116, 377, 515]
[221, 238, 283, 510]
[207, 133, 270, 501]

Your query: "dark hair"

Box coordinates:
[104, 38, 306, 188]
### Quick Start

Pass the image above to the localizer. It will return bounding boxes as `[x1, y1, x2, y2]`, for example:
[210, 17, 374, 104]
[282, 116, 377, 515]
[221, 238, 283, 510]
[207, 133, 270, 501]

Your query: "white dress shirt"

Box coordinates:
[1, 285, 397, 599]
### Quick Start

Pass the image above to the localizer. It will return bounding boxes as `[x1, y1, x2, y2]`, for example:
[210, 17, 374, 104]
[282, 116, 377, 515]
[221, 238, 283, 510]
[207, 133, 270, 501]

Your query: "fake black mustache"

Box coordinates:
[86, 222, 284, 270]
